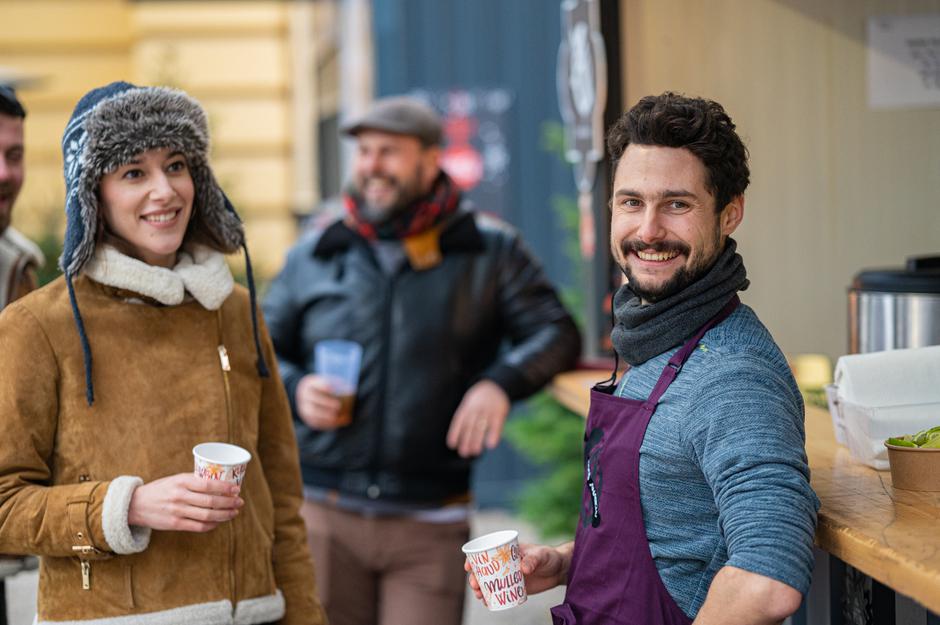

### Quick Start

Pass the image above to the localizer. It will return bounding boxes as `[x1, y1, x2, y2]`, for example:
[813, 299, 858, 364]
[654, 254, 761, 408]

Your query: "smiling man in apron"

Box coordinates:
[467, 93, 820, 624]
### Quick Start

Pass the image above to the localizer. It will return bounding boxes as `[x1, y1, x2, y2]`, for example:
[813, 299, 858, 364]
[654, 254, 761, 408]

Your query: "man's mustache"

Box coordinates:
[360, 175, 398, 187]
[620, 239, 690, 257]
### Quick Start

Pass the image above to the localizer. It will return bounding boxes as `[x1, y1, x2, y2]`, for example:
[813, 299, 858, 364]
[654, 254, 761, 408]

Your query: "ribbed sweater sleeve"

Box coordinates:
[686, 353, 820, 594]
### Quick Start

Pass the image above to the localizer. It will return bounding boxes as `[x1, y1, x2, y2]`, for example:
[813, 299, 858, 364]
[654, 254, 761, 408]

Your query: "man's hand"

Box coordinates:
[127, 473, 243, 532]
[445, 380, 510, 458]
[465, 541, 572, 602]
[692, 566, 803, 625]
[295, 374, 345, 430]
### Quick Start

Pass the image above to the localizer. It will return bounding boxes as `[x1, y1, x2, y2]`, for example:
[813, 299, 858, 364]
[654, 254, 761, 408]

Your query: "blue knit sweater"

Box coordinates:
[616, 303, 819, 619]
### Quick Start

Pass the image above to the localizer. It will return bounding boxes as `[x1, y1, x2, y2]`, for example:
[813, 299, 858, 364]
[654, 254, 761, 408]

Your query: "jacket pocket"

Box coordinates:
[241, 540, 274, 595]
[38, 557, 135, 620]
[122, 563, 135, 610]
[239, 525, 276, 599]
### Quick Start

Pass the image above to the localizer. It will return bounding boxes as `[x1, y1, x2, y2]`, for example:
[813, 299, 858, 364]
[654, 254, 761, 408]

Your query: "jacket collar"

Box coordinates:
[83, 244, 234, 310]
[312, 209, 485, 258]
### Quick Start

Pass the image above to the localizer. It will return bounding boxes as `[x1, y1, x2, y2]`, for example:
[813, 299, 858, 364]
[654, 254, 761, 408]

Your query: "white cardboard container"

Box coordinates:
[830, 346, 940, 470]
[825, 384, 846, 446]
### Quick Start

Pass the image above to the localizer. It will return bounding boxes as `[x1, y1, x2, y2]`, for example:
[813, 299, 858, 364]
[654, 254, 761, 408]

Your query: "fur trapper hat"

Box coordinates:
[60, 81, 244, 276]
[60, 81, 267, 404]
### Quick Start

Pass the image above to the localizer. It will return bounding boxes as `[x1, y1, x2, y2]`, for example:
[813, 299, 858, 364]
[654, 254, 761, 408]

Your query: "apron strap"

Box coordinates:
[594, 294, 622, 394]
[644, 295, 740, 407]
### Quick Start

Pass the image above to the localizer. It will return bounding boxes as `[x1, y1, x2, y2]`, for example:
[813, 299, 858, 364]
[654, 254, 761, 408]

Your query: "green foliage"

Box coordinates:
[503, 392, 584, 541]
[540, 120, 568, 157]
[544, 119, 586, 331]
[802, 388, 829, 411]
[502, 119, 586, 541]
[232, 262, 270, 299]
[35, 229, 64, 287]
[551, 193, 585, 330]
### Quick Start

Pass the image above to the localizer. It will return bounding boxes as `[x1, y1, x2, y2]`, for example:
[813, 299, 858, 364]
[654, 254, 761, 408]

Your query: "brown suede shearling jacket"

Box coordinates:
[0, 275, 325, 625]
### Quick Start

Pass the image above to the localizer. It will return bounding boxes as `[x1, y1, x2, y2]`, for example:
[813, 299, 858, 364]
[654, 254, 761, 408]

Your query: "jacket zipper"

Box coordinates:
[216, 310, 237, 612]
[369, 276, 394, 498]
[72, 543, 100, 590]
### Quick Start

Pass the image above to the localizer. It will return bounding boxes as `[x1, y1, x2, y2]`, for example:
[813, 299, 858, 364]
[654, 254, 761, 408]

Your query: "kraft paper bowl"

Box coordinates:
[884, 442, 940, 492]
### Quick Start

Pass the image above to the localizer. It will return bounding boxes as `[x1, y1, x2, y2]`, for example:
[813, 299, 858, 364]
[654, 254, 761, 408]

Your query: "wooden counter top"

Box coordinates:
[550, 370, 940, 614]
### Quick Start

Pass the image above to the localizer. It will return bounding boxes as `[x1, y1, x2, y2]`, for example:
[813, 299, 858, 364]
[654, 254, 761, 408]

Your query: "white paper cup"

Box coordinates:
[462, 530, 527, 611]
[193, 442, 251, 485]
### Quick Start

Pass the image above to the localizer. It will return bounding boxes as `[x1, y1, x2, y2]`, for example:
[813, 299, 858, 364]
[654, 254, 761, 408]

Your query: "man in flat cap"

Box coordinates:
[264, 95, 581, 625]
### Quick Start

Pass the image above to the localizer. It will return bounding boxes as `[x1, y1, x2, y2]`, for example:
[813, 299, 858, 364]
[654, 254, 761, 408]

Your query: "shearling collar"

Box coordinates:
[84, 244, 233, 310]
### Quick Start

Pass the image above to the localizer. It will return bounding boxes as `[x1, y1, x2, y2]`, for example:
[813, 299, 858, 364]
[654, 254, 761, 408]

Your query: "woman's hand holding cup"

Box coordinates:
[128, 473, 243, 533]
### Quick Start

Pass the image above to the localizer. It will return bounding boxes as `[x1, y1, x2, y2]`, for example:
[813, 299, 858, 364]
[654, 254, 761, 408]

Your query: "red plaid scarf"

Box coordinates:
[344, 173, 461, 240]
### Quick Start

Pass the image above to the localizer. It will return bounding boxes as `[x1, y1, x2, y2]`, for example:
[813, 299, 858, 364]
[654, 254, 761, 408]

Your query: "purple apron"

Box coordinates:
[550, 296, 740, 625]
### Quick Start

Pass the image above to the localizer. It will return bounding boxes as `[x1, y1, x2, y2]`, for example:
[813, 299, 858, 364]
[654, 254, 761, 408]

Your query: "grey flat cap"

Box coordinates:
[342, 96, 443, 146]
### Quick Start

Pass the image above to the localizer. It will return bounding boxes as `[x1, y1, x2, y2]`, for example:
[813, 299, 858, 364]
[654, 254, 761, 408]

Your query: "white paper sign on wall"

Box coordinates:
[868, 14, 940, 110]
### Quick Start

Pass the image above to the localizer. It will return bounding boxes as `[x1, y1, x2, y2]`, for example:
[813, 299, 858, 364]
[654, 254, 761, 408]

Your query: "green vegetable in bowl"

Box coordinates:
[886, 426, 940, 448]
[922, 436, 940, 449]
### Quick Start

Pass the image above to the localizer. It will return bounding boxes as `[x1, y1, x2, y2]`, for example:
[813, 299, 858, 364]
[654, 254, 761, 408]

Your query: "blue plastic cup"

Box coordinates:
[314, 340, 363, 425]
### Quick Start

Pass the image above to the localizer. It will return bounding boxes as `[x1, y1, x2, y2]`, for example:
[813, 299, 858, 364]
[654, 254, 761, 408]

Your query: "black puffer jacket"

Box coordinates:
[263, 209, 581, 502]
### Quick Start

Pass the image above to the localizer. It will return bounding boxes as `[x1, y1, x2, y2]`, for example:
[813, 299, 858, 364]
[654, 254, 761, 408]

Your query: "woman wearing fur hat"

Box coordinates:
[0, 82, 325, 625]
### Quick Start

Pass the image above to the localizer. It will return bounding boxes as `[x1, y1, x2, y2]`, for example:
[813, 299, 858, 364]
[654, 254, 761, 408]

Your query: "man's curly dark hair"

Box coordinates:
[607, 92, 749, 213]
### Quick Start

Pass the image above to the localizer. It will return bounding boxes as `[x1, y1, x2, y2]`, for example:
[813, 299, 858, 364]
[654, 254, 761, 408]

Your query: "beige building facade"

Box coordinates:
[1, 0, 341, 276]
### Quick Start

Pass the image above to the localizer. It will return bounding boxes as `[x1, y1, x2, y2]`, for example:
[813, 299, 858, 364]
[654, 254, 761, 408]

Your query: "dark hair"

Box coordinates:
[0, 85, 27, 118]
[607, 92, 748, 212]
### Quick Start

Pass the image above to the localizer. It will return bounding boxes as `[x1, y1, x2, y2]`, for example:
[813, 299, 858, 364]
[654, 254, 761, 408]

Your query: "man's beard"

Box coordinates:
[357, 183, 416, 224]
[618, 231, 720, 303]
[354, 165, 427, 225]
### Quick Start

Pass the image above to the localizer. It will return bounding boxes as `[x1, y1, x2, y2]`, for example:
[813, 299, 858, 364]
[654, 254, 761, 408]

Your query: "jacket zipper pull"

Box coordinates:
[81, 560, 91, 590]
[218, 345, 231, 371]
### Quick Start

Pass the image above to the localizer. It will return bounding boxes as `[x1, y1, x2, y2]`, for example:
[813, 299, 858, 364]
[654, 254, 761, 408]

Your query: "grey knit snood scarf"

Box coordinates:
[611, 237, 749, 366]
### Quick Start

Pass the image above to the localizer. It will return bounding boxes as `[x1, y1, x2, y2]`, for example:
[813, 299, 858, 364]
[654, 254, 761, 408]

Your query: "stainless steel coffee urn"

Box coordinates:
[848, 256, 940, 354]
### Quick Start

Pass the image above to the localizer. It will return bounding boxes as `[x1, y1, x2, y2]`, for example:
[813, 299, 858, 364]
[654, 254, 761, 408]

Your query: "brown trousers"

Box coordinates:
[301, 499, 470, 625]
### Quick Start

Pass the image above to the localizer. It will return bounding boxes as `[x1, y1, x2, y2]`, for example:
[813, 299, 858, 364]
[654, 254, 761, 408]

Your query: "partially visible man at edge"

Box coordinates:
[0, 85, 43, 308]
[264, 96, 581, 625]
[467, 92, 819, 625]
[0, 85, 44, 588]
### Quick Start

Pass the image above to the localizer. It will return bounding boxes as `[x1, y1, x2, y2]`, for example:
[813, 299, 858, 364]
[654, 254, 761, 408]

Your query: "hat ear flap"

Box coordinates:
[188, 158, 245, 253]
[59, 176, 101, 276]
[59, 195, 85, 275]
